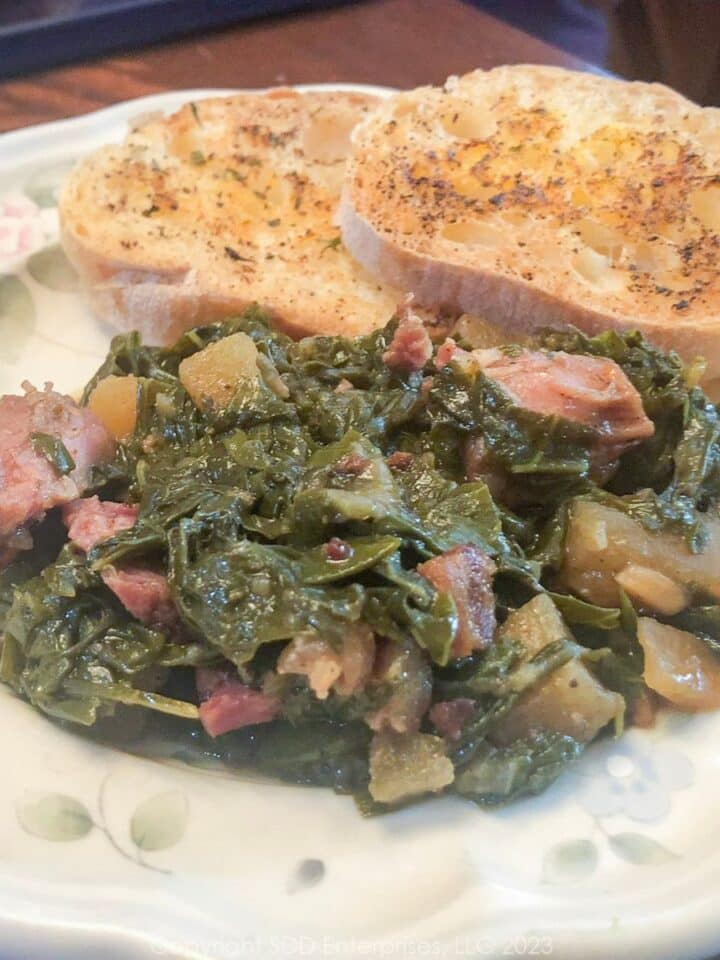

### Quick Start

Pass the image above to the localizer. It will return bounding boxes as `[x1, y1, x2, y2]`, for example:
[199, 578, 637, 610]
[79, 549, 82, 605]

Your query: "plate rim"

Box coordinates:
[1, 81, 719, 960]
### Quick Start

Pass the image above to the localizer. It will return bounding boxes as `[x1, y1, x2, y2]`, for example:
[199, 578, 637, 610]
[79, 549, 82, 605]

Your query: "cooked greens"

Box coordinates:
[2, 308, 720, 812]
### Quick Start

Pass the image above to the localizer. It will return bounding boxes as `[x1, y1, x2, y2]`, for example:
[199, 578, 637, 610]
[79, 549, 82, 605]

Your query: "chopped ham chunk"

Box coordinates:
[435, 338, 464, 370]
[61, 500, 172, 632]
[197, 670, 279, 737]
[429, 698, 476, 741]
[387, 451, 415, 471]
[277, 624, 375, 700]
[435, 341, 653, 471]
[462, 435, 507, 499]
[418, 545, 496, 658]
[196, 667, 237, 702]
[0, 383, 114, 565]
[332, 454, 371, 477]
[101, 565, 178, 631]
[62, 496, 138, 552]
[474, 347, 653, 453]
[383, 311, 433, 373]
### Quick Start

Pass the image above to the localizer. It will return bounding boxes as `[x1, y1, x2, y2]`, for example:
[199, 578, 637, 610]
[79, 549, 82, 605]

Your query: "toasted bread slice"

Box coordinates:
[340, 66, 720, 387]
[59, 90, 401, 344]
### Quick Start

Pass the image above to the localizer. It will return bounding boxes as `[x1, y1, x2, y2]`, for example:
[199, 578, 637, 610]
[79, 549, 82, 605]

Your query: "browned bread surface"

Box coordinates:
[340, 66, 720, 386]
[60, 89, 400, 344]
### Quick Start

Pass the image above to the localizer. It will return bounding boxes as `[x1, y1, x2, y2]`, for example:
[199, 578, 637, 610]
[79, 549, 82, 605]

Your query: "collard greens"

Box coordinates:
[2, 308, 719, 811]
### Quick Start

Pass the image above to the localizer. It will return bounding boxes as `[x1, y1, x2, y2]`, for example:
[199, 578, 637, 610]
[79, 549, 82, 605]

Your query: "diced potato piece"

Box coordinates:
[368, 731, 454, 804]
[493, 659, 624, 745]
[492, 592, 624, 744]
[615, 564, 689, 616]
[179, 332, 259, 409]
[87, 374, 138, 439]
[498, 593, 570, 660]
[637, 617, 720, 711]
[562, 500, 720, 607]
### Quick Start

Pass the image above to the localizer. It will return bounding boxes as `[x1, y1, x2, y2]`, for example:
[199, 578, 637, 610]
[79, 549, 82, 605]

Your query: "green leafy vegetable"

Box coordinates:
[3, 310, 720, 813]
[455, 732, 583, 804]
[30, 433, 76, 476]
[2, 547, 195, 725]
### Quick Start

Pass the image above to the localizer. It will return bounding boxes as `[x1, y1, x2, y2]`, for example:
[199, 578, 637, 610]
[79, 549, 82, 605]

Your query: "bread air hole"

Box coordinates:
[442, 220, 503, 247]
[301, 110, 358, 163]
[653, 218, 692, 245]
[634, 240, 682, 286]
[497, 209, 526, 228]
[576, 218, 624, 261]
[572, 246, 625, 291]
[690, 184, 720, 233]
[573, 125, 645, 171]
[440, 101, 497, 141]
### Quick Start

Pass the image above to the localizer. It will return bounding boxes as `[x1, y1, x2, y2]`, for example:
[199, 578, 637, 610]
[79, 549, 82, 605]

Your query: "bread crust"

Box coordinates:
[60, 90, 400, 344]
[341, 66, 720, 380]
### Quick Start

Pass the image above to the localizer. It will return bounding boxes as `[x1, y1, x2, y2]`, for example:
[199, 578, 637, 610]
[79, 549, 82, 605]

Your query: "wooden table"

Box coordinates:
[0, 0, 588, 134]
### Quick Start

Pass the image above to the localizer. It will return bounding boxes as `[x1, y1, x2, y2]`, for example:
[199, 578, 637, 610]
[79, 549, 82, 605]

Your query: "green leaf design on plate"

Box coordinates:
[27, 245, 79, 292]
[0, 275, 36, 363]
[130, 790, 188, 852]
[608, 832, 678, 866]
[542, 837, 599, 884]
[17, 792, 93, 842]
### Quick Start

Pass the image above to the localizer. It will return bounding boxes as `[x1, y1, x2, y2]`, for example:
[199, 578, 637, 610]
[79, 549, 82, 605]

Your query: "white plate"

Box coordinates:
[1, 86, 719, 960]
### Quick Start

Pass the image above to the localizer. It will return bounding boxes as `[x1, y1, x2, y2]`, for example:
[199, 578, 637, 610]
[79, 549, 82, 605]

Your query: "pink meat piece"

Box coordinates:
[475, 348, 653, 451]
[197, 670, 279, 737]
[383, 311, 433, 373]
[418, 545, 497, 658]
[386, 451, 415, 472]
[196, 666, 238, 702]
[62, 496, 139, 552]
[430, 699, 476, 741]
[435, 338, 464, 369]
[0, 383, 114, 562]
[435, 341, 654, 469]
[462, 435, 507, 499]
[101, 565, 178, 631]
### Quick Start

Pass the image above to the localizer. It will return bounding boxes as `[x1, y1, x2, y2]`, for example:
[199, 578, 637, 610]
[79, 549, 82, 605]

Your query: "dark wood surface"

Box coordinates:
[0, 0, 588, 134]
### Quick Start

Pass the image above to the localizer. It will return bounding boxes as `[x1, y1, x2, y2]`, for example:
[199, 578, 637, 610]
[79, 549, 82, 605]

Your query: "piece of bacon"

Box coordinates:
[430, 699, 476, 741]
[418, 544, 497, 658]
[62, 496, 139, 552]
[197, 669, 279, 737]
[101, 565, 178, 631]
[0, 383, 114, 565]
[383, 310, 433, 373]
